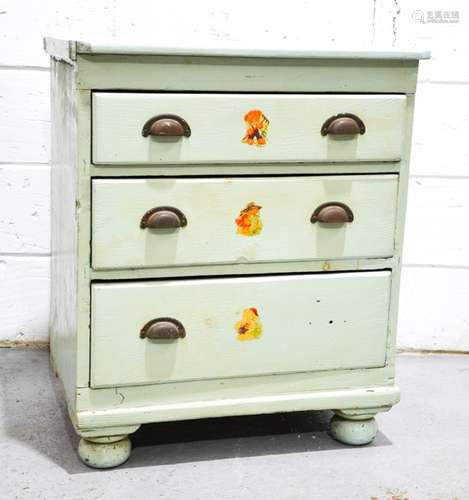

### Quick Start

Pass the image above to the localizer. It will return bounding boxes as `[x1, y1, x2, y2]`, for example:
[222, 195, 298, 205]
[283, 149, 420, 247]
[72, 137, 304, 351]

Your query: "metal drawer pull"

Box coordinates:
[140, 318, 186, 340]
[321, 113, 365, 136]
[142, 114, 191, 138]
[311, 202, 354, 224]
[140, 206, 187, 229]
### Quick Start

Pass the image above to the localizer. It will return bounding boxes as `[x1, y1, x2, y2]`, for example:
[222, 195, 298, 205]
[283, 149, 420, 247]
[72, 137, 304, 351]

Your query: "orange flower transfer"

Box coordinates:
[235, 307, 262, 341]
[235, 202, 263, 236]
[242, 109, 269, 146]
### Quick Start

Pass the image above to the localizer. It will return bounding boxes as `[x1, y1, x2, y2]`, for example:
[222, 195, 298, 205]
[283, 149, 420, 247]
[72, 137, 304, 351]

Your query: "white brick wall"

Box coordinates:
[1, 0, 467, 350]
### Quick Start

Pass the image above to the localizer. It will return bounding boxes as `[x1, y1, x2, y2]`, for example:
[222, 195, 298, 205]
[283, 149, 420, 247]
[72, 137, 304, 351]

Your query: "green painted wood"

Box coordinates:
[89, 162, 402, 177]
[78, 436, 132, 469]
[93, 93, 406, 164]
[77, 41, 429, 60]
[78, 363, 396, 408]
[88, 257, 395, 281]
[49, 59, 79, 409]
[329, 415, 378, 445]
[78, 55, 420, 93]
[92, 175, 398, 270]
[46, 42, 424, 446]
[44, 37, 430, 60]
[75, 386, 400, 429]
[90, 271, 391, 387]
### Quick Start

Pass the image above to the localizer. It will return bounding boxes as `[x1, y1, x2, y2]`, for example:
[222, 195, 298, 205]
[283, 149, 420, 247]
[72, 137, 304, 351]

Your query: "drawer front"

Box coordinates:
[90, 271, 391, 387]
[92, 175, 398, 270]
[92, 93, 406, 165]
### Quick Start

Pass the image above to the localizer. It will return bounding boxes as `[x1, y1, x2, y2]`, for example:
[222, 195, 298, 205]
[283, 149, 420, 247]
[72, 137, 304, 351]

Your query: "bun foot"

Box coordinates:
[78, 435, 131, 469]
[329, 414, 378, 446]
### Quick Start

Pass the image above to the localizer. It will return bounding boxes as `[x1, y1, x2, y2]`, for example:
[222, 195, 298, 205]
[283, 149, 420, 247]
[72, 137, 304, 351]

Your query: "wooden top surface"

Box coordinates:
[44, 37, 431, 63]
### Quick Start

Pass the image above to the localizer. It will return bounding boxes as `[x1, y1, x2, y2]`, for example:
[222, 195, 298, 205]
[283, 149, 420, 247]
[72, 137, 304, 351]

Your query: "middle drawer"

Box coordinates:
[92, 174, 398, 270]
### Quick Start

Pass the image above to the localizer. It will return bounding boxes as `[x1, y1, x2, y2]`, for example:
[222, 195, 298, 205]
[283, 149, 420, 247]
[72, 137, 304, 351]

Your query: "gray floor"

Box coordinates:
[1, 349, 468, 500]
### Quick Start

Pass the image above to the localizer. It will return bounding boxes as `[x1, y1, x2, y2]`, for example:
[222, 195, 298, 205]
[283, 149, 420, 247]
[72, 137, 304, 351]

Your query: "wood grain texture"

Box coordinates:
[79, 55, 419, 93]
[78, 364, 396, 412]
[43, 37, 75, 64]
[48, 36, 429, 59]
[49, 59, 79, 408]
[76, 385, 400, 428]
[91, 271, 391, 387]
[92, 175, 398, 270]
[92, 93, 406, 164]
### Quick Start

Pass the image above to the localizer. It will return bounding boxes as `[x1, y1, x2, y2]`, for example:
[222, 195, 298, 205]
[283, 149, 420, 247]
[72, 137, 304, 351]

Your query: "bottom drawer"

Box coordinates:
[90, 271, 391, 388]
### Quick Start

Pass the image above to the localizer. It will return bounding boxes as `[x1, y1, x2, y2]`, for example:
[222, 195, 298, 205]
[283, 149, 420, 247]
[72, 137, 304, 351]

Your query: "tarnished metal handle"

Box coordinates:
[321, 113, 366, 136]
[311, 202, 354, 224]
[140, 318, 186, 340]
[142, 114, 191, 138]
[140, 206, 187, 229]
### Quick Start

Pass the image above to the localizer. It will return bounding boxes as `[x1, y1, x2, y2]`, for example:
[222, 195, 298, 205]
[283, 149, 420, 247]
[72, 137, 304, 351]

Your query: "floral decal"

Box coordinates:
[242, 109, 270, 146]
[235, 307, 262, 341]
[235, 202, 263, 236]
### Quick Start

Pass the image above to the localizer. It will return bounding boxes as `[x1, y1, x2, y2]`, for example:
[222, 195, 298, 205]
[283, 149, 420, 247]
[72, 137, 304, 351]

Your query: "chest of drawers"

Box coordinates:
[45, 38, 429, 468]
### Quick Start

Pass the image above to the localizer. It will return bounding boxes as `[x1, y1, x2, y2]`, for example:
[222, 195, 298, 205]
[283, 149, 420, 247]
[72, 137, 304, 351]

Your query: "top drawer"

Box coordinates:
[92, 93, 406, 165]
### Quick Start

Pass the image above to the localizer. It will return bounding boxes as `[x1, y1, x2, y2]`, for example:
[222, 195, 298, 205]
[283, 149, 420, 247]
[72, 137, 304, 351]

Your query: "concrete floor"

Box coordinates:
[1, 349, 468, 500]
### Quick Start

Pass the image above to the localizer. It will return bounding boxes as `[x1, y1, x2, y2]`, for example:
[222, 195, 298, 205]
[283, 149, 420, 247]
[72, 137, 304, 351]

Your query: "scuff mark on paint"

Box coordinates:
[114, 387, 125, 405]
[235, 202, 263, 236]
[235, 307, 262, 341]
[242, 109, 269, 146]
[322, 261, 332, 271]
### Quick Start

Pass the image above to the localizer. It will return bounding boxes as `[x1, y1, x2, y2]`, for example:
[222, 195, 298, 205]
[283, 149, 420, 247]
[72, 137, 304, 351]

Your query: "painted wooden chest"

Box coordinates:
[44, 38, 429, 468]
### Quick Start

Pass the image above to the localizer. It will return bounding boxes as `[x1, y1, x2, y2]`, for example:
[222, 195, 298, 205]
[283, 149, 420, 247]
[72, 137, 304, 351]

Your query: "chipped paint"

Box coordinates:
[203, 317, 214, 327]
[114, 387, 125, 405]
[322, 261, 332, 271]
